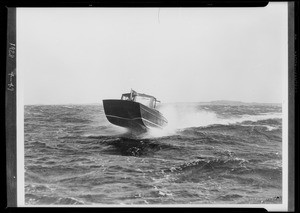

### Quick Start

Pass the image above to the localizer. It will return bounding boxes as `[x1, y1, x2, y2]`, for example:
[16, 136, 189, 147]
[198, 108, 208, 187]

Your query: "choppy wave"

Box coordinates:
[24, 103, 282, 205]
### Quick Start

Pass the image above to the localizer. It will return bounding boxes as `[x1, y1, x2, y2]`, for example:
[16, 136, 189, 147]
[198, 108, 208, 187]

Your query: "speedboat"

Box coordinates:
[103, 89, 168, 133]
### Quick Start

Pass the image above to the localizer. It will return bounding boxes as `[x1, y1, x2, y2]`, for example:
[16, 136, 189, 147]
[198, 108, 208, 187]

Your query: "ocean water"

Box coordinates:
[24, 103, 282, 205]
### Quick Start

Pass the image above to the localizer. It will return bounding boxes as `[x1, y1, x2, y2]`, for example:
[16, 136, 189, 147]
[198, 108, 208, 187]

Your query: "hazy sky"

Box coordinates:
[17, 3, 287, 105]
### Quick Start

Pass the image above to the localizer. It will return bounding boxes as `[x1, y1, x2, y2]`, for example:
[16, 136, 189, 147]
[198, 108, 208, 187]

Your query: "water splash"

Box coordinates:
[144, 105, 281, 138]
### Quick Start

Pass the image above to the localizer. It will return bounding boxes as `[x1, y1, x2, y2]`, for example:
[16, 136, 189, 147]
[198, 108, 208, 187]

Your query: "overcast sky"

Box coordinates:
[17, 3, 287, 105]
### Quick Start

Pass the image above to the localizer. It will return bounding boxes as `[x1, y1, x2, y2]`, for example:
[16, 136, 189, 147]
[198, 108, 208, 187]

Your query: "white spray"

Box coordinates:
[143, 104, 281, 138]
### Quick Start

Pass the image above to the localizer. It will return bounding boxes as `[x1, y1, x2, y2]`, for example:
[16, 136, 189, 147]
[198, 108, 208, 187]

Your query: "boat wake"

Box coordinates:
[141, 105, 281, 138]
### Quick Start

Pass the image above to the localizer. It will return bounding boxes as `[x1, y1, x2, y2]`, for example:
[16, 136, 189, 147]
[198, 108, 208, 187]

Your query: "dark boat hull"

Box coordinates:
[103, 99, 168, 132]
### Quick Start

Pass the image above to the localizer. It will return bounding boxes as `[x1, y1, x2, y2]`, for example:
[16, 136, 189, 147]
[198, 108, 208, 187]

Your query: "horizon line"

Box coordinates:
[23, 100, 282, 106]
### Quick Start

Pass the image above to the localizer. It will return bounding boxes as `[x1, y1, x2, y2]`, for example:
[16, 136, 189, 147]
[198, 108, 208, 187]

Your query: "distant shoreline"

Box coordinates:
[24, 100, 282, 106]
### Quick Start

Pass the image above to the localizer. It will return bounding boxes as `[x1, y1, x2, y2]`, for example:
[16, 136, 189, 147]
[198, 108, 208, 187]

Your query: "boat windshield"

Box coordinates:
[121, 93, 135, 101]
[134, 96, 154, 108]
[121, 90, 158, 108]
[121, 94, 131, 100]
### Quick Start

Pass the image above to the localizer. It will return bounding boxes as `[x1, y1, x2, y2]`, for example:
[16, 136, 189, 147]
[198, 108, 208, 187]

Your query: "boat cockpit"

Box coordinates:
[121, 90, 159, 109]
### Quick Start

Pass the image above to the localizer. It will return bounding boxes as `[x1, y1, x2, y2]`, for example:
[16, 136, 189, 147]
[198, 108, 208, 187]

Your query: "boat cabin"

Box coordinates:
[121, 90, 159, 109]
